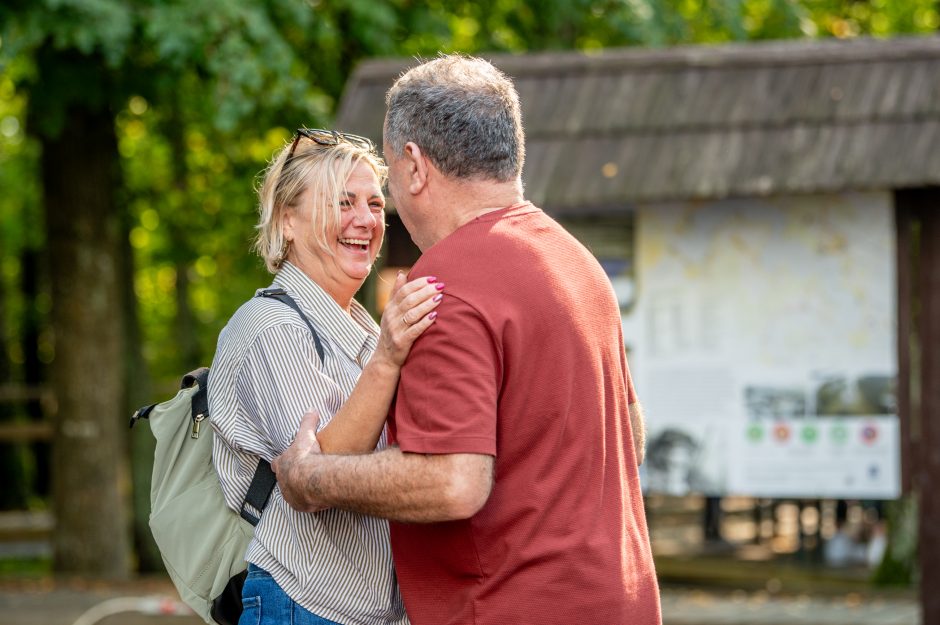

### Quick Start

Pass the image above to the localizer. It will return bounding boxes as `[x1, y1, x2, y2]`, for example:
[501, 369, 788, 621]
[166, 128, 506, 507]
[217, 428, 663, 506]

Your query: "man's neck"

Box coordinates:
[418, 177, 525, 250]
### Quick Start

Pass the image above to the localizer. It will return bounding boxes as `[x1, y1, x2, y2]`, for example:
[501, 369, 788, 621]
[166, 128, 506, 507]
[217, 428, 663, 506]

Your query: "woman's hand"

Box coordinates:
[375, 273, 444, 369]
[314, 273, 442, 455]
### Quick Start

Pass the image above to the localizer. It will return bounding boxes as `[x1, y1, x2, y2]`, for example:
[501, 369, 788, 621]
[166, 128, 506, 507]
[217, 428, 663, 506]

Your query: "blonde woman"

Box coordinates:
[209, 129, 440, 625]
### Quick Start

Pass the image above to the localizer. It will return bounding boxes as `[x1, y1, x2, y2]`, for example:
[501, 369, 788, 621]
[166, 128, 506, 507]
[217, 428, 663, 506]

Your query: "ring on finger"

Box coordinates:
[401, 315, 410, 326]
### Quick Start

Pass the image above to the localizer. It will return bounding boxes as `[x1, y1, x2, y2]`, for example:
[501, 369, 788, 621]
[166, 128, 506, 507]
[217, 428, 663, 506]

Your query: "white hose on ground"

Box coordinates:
[70, 595, 193, 625]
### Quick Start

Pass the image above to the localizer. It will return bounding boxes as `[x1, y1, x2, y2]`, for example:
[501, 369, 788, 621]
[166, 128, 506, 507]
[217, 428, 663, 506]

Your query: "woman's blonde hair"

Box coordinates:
[254, 132, 387, 273]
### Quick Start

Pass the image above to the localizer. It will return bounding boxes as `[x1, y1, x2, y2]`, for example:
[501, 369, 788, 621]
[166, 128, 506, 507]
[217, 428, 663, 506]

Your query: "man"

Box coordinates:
[274, 54, 662, 625]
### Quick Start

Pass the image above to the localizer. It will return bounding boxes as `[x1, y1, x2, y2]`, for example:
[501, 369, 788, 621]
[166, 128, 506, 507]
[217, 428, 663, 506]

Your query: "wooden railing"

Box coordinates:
[0, 384, 55, 443]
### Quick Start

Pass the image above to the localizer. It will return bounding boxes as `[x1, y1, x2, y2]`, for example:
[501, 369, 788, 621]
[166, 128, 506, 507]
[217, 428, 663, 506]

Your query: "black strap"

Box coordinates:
[129, 367, 209, 428]
[128, 403, 156, 428]
[184, 363, 274, 527]
[237, 287, 323, 526]
[185, 367, 211, 422]
[240, 459, 277, 526]
[257, 288, 325, 362]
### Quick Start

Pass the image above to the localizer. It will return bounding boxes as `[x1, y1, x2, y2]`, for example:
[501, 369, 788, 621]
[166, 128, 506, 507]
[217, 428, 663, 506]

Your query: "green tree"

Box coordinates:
[0, 0, 328, 577]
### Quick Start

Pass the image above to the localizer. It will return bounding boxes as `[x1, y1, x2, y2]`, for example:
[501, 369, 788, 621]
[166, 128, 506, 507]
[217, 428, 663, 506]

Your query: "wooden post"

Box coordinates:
[897, 188, 940, 625]
[918, 200, 940, 625]
[895, 200, 915, 494]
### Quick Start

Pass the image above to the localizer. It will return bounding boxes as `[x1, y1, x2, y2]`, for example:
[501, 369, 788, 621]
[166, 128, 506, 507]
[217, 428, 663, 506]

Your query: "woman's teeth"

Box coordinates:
[339, 238, 369, 251]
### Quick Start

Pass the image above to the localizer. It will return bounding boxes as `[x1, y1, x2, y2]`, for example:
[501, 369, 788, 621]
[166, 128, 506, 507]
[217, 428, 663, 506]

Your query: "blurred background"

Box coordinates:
[1, 1, 938, 624]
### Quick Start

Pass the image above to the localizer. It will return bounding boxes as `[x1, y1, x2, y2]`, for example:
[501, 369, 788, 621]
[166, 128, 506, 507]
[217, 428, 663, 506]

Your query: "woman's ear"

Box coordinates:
[280, 208, 296, 243]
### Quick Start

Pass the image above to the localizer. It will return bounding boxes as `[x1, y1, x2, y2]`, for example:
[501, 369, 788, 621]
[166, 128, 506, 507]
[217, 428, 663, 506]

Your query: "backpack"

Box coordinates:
[130, 288, 325, 625]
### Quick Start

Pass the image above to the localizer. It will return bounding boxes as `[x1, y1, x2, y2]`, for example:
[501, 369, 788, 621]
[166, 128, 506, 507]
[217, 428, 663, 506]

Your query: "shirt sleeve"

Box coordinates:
[231, 322, 342, 461]
[390, 294, 499, 456]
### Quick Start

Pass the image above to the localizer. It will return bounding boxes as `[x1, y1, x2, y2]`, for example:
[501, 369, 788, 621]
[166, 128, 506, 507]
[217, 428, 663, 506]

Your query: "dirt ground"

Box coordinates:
[0, 576, 203, 625]
[0, 575, 920, 625]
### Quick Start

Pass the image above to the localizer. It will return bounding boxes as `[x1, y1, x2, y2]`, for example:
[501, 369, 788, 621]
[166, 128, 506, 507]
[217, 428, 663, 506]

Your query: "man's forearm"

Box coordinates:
[282, 445, 493, 522]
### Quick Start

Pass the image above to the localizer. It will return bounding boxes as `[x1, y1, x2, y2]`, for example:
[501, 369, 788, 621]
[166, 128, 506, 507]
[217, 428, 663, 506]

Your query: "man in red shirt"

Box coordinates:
[275, 54, 661, 625]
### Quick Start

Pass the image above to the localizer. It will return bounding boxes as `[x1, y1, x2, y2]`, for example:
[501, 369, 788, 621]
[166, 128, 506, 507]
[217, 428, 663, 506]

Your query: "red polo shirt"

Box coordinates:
[388, 203, 661, 625]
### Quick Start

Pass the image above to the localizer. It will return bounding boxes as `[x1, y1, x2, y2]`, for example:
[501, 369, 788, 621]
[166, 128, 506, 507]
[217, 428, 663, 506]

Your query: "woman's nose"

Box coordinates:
[352, 202, 377, 227]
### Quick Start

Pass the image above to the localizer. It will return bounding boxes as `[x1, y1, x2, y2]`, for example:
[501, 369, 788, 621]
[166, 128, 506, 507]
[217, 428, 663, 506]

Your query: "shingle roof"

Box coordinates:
[336, 36, 940, 213]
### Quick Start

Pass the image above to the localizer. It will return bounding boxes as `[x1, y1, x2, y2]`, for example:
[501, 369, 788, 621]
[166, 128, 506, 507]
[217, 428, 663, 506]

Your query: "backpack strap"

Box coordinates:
[237, 288, 324, 526]
[240, 460, 277, 526]
[128, 367, 209, 429]
[189, 364, 276, 527]
[257, 288, 325, 362]
[185, 366, 211, 423]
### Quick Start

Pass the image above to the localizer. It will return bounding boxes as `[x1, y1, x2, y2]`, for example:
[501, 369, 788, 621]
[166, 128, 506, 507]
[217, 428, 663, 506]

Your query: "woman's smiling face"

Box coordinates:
[284, 160, 386, 307]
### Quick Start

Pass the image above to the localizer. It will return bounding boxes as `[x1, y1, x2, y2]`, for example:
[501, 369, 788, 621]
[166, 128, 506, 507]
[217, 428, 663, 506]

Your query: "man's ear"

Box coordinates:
[403, 141, 429, 195]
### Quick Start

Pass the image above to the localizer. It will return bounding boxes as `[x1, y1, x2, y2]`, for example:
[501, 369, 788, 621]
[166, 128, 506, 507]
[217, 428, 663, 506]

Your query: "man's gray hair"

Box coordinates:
[384, 54, 525, 182]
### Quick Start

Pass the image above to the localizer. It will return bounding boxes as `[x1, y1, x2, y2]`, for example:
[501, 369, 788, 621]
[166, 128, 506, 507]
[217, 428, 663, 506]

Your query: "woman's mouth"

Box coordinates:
[339, 237, 370, 252]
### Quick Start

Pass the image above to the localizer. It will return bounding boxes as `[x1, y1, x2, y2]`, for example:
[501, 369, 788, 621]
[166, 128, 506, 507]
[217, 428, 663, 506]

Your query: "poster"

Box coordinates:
[629, 192, 900, 498]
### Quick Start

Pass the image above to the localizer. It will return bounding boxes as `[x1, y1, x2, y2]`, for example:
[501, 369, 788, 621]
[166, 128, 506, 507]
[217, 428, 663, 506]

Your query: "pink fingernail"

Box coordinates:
[428, 312, 438, 320]
[427, 276, 437, 283]
[433, 293, 443, 302]
[435, 282, 445, 290]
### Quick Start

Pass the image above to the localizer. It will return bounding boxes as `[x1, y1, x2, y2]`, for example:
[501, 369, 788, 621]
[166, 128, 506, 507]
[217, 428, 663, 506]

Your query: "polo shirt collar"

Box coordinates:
[271, 262, 378, 363]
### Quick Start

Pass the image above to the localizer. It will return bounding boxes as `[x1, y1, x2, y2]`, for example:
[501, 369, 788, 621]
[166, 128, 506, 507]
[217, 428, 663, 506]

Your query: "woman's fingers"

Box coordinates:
[395, 278, 444, 319]
[387, 270, 408, 301]
[375, 275, 444, 366]
[404, 307, 438, 337]
[394, 276, 439, 302]
[400, 288, 443, 327]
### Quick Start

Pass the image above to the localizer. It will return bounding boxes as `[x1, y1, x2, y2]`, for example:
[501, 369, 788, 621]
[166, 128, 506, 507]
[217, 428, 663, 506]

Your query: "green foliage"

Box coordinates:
[0, 57, 43, 374]
[872, 496, 917, 586]
[0, 0, 933, 386]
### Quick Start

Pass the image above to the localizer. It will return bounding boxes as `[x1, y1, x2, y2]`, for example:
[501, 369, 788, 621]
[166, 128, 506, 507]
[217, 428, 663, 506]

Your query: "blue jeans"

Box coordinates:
[239, 563, 342, 625]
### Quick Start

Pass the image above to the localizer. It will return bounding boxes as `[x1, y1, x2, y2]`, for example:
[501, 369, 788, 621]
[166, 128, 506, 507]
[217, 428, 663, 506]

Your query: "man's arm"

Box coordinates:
[274, 412, 494, 522]
[629, 401, 647, 466]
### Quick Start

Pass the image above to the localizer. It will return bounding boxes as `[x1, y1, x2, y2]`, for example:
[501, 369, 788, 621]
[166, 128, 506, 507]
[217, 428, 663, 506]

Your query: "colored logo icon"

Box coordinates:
[830, 424, 849, 444]
[747, 424, 763, 442]
[800, 425, 818, 444]
[861, 424, 879, 444]
[773, 423, 791, 443]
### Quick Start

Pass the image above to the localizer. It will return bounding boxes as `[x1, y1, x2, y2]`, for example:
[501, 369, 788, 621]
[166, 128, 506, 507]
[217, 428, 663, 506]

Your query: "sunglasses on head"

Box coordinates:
[286, 128, 375, 160]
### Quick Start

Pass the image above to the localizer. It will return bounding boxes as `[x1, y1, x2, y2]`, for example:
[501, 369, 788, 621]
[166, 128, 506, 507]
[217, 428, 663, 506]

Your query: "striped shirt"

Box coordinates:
[209, 262, 408, 625]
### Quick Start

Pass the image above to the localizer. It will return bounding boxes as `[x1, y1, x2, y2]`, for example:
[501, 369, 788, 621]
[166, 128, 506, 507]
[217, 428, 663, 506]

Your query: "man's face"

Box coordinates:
[382, 135, 417, 235]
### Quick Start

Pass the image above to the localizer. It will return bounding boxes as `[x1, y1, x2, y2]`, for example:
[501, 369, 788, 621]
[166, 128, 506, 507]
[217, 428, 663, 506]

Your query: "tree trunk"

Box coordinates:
[40, 83, 131, 578]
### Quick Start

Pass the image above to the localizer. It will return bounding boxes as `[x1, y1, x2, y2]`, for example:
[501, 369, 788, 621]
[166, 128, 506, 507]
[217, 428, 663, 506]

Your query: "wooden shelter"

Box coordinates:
[338, 36, 940, 209]
[337, 36, 940, 624]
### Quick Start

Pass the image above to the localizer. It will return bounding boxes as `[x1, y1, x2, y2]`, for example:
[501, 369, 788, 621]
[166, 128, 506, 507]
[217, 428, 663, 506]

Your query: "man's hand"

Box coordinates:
[272, 411, 328, 512]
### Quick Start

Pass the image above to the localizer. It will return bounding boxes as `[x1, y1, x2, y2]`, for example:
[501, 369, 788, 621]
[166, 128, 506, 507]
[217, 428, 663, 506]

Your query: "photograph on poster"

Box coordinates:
[744, 386, 807, 419]
[814, 374, 895, 416]
[644, 426, 725, 495]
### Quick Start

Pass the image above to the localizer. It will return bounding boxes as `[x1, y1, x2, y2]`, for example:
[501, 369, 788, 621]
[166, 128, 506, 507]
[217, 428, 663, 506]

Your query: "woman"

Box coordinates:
[209, 129, 441, 625]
